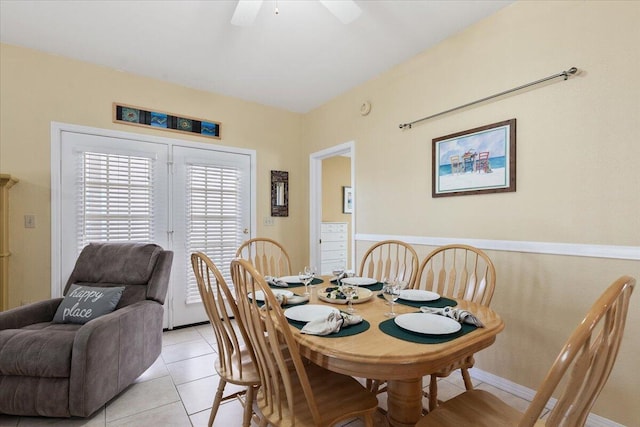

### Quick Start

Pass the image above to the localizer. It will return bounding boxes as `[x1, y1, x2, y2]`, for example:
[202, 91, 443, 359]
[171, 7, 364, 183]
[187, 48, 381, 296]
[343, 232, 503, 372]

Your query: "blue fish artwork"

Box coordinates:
[150, 112, 168, 128]
[201, 121, 218, 137]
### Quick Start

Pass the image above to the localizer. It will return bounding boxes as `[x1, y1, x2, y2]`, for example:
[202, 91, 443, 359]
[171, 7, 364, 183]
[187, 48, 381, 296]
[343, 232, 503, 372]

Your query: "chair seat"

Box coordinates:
[214, 348, 260, 386]
[257, 362, 378, 427]
[0, 328, 79, 377]
[418, 389, 535, 427]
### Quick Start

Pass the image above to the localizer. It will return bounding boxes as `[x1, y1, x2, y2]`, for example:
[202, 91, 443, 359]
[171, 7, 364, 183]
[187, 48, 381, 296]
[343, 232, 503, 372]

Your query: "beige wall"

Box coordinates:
[304, 1, 640, 425]
[1, 0, 639, 424]
[321, 156, 352, 269]
[0, 43, 307, 307]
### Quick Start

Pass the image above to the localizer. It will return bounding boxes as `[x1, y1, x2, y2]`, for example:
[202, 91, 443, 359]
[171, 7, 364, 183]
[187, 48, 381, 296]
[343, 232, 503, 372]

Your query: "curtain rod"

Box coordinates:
[399, 66, 578, 130]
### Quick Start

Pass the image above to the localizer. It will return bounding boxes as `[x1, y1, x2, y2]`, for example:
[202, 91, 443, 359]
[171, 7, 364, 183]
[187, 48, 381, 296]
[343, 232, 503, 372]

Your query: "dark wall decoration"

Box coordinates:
[113, 103, 221, 139]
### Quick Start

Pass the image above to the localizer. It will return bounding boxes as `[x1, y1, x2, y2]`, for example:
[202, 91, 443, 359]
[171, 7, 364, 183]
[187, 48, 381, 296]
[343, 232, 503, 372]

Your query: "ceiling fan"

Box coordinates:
[231, 0, 362, 26]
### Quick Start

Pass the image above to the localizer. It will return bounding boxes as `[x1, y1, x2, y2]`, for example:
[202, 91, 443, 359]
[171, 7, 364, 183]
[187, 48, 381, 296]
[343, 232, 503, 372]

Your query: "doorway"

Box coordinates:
[309, 142, 355, 273]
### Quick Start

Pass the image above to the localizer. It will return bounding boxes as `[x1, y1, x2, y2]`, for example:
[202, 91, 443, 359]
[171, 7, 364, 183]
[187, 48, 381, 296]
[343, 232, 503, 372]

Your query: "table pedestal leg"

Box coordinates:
[386, 378, 423, 427]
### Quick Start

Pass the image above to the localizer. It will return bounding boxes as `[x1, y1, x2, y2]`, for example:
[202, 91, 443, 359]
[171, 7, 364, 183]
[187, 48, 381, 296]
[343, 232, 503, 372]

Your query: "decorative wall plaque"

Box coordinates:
[113, 103, 221, 139]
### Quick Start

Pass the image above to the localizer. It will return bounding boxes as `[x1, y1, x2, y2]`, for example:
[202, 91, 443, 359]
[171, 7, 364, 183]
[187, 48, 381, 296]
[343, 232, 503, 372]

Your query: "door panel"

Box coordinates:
[171, 145, 251, 327]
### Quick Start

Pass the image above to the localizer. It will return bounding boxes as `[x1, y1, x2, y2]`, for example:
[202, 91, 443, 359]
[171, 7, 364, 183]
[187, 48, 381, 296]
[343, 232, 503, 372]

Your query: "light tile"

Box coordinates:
[135, 355, 169, 383]
[162, 328, 204, 347]
[194, 323, 215, 344]
[188, 409, 212, 427]
[107, 401, 190, 427]
[161, 338, 214, 364]
[428, 378, 465, 403]
[190, 398, 256, 427]
[177, 375, 245, 415]
[8, 410, 106, 426]
[176, 375, 218, 415]
[376, 392, 388, 412]
[106, 375, 180, 422]
[166, 353, 217, 385]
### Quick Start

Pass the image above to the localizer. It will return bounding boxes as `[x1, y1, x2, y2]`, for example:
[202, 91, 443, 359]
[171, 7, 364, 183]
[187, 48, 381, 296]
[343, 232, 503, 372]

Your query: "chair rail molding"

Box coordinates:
[355, 234, 639, 261]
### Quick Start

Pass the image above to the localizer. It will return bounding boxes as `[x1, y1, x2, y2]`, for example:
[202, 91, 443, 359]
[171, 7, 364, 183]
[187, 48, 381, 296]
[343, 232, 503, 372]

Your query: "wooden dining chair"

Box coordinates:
[191, 252, 260, 427]
[358, 240, 419, 287]
[360, 239, 419, 393]
[415, 244, 497, 410]
[230, 258, 379, 427]
[417, 275, 635, 427]
[235, 237, 292, 277]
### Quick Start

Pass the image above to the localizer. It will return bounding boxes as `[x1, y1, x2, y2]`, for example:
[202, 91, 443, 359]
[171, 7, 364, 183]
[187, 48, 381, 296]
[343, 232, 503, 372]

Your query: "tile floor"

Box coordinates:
[0, 323, 539, 427]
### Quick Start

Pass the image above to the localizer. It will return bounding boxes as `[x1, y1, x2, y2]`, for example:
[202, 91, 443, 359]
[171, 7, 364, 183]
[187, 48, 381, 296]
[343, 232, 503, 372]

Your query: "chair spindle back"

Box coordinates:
[415, 244, 496, 306]
[235, 237, 292, 278]
[359, 240, 419, 287]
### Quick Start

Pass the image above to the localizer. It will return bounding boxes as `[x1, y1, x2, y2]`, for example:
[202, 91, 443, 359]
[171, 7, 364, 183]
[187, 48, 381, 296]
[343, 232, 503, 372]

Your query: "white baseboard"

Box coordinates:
[469, 368, 626, 427]
[355, 234, 640, 261]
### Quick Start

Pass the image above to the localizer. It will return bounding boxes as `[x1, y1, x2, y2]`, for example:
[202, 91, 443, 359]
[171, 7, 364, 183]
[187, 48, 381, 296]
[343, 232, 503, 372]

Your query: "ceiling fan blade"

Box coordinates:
[231, 0, 264, 26]
[319, 0, 362, 24]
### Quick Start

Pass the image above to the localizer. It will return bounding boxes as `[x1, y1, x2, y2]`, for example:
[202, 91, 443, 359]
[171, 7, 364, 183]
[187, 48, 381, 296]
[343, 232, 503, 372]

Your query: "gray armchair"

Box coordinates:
[0, 242, 173, 418]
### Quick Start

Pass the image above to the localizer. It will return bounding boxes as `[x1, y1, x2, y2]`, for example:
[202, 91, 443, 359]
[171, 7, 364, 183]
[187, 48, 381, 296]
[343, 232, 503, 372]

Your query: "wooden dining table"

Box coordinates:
[285, 278, 505, 427]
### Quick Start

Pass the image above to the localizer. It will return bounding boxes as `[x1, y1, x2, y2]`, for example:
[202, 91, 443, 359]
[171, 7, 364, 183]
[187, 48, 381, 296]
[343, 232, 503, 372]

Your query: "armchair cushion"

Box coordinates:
[0, 327, 79, 377]
[52, 285, 124, 324]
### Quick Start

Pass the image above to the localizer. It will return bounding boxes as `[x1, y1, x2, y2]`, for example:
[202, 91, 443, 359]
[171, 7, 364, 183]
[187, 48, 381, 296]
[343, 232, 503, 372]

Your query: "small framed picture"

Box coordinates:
[342, 186, 353, 214]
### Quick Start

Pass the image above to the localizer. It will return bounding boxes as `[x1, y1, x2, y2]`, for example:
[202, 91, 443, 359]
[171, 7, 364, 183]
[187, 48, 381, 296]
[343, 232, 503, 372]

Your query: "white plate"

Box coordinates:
[279, 275, 304, 284]
[249, 289, 294, 301]
[398, 289, 440, 302]
[318, 287, 374, 305]
[341, 277, 377, 286]
[284, 304, 339, 323]
[394, 313, 461, 335]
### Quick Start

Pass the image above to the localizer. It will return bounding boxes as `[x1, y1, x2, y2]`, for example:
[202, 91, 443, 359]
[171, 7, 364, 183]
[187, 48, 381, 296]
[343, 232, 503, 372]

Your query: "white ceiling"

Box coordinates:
[0, 0, 513, 113]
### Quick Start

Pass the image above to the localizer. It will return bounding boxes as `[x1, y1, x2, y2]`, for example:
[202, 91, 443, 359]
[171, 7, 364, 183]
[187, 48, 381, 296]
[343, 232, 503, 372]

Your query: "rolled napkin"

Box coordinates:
[275, 294, 309, 306]
[419, 306, 484, 327]
[301, 311, 363, 336]
[265, 276, 289, 287]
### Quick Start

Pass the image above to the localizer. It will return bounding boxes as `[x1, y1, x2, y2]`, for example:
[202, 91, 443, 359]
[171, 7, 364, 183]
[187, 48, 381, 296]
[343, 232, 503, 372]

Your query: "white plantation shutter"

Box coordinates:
[77, 151, 155, 250]
[185, 163, 245, 304]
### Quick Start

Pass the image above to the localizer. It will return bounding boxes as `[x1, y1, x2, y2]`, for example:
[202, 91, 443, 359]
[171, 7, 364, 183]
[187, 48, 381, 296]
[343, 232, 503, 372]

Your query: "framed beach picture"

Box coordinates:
[432, 119, 516, 198]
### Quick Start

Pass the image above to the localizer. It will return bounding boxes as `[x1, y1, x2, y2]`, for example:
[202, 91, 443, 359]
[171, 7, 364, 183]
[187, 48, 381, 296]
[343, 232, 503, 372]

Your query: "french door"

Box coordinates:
[54, 124, 254, 328]
[171, 146, 251, 326]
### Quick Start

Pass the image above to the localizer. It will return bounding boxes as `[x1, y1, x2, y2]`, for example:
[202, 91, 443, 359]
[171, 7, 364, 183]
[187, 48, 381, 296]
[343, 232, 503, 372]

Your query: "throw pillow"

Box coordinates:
[53, 284, 125, 324]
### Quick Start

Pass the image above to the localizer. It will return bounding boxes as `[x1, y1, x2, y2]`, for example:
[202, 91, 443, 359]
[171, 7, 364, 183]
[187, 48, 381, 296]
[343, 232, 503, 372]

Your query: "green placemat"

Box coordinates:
[330, 280, 384, 292]
[252, 298, 309, 309]
[282, 301, 309, 309]
[288, 318, 370, 338]
[379, 317, 476, 344]
[377, 294, 457, 309]
[268, 277, 323, 289]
